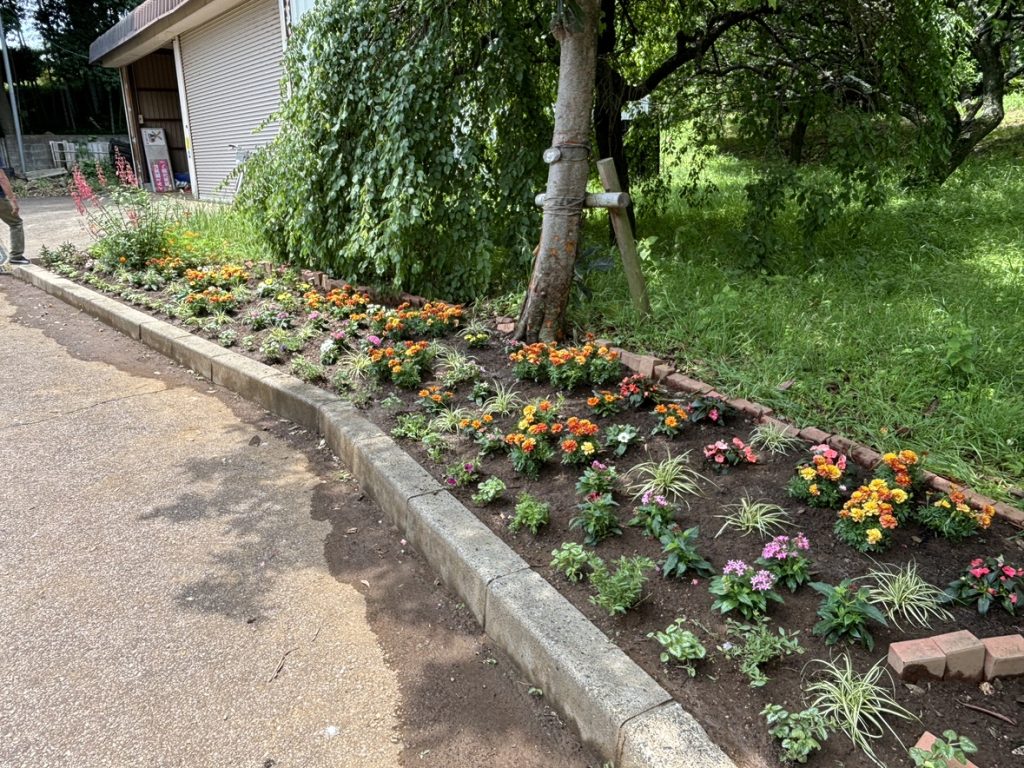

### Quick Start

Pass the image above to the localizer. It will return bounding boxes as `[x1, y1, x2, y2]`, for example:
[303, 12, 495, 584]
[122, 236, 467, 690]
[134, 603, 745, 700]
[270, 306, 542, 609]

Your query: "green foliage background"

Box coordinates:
[238, 0, 553, 300]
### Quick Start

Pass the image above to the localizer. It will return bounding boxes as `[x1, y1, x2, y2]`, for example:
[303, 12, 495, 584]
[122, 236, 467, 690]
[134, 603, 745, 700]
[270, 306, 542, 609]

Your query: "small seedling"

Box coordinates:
[509, 492, 551, 534]
[589, 556, 656, 616]
[550, 542, 597, 583]
[472, 477, 507, 506]
[761, 704, 829, 764]
[647, 618, 706, 675]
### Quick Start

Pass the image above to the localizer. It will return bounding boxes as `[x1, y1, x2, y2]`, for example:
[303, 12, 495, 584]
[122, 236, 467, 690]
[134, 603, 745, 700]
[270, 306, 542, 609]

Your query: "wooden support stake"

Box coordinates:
[596, 158, 650, 317]
[533, 191, 631, 209]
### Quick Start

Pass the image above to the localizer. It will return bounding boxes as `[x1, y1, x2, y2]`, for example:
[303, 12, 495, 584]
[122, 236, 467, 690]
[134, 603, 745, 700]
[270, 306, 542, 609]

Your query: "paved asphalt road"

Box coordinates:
[0, 199, 589, 768]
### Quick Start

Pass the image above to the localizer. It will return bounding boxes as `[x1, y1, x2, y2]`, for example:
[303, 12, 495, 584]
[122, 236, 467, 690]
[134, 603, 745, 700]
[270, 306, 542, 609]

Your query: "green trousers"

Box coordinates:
[0, 198, 23, 258]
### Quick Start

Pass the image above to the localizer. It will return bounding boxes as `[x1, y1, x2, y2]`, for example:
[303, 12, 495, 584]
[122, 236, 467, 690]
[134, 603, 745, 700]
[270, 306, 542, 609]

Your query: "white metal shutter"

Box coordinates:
[179, 0, 283, 200]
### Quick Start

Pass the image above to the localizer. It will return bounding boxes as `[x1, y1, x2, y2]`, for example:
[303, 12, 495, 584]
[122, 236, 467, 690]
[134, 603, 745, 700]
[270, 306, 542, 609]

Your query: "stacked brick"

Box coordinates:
[888, 630, 1024, 682]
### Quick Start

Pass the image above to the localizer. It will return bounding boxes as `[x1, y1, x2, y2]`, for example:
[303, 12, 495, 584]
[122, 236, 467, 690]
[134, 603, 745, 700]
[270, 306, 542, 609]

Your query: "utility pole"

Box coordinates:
[0, 12, 26, 176]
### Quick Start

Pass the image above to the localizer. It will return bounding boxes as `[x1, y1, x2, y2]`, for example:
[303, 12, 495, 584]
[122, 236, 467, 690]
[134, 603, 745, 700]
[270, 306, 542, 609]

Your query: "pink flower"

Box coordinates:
[970, 558, 984, 568]
[714, 454, 725, 464]
[1011, 594, 1018, 604]
[969, 567, 990, 578]
[723, 560, 748, 576]
[751, 570, 776, 591]
[709, 408, 719, 421]
[1002, 566, 1017, 578]
[794, 533, 810, 551]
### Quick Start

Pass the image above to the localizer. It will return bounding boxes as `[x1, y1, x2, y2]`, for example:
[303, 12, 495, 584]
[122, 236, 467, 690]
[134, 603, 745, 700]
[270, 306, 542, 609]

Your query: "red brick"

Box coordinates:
[827, 433, 858, 456]
[929, 475, 953, 495]
[932, 630, 985, 682]
[664, 373, 711, 394]
[758, 415, 801, 439]
[993, 501, 1024, 526]
[798, 426, 832, 445]
[851, 445, 883, 470]
[300, 269, 318, 285]
[617, 349, 642, 373]
[913, 732, 979, 768]
[636, 355, 662, 380]
[982, 634, 1024, 680]
[888, 638, 945, 682]
[726, 398, 763, 419]
[653, 363, 675, 382]
[496, 321, 515, 334]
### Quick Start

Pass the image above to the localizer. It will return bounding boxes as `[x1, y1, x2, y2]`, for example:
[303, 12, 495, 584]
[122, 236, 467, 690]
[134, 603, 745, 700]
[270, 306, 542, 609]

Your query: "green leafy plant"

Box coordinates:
[334, 349, 374, 388]
[437, 346, 481, 388]
[805, 656, 915, 767]
[509, 492, 551, 534]
[472, 477, 506, 506]
[756, 533, 812, 592]
[944, 555, 1023, 615]
[716, 497, 792, 538]
[428, 406, 473, 434]
[575, 460, 619, 496]
[647, 618, 706, 675]
[480, 381, 523, 416]
[443, 459, 479, 489]
[909, 730, 978, 768]
[569, 492, 622, 546]
[391, 413, 434, 441]
[761, 704, 829, 764]
[589, 556, 656, 616]
[710, 560, 785, 619]
[626, 451, 707, 505]
[290, 356, 325, 383]
[379, 393, 403, 410]
[217, 328, 237, 347]
[659, 527, 714, 580]
[628, 493, 677, 538]
[810, 580, 888, 651]
[749, 420, 803, 455]
[259, 329, 303, 363]
[550, 542, 596, 583]
[604, 423, 641, 457]
[719, 616, 803, 688]
[862, 561, 953, 629]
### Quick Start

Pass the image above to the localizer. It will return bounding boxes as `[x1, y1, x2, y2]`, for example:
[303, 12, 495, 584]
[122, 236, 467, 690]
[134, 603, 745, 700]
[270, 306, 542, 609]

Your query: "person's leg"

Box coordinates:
[0, 198, 25, 261]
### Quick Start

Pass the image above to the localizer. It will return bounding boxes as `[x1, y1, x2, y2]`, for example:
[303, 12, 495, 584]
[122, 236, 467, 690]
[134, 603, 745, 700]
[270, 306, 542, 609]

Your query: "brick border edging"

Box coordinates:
[584, 339, 1024, 528]
[12, 263, 735, 768]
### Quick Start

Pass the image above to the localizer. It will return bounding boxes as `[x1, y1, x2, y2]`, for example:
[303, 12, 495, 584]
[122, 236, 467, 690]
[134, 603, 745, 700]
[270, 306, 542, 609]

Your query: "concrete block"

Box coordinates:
[346, 436, 444, 528]
[80, 295, 151, 339]
[798, 426, 831, 445]
[913, 732, 979, 768]
[932, 630, 985, 681]
[982, 634, 1024, 680]
[617, 702, 736, 768]
[140, 323, 223, 380]
[725, 397, 762, 419]
[636, 355, 661, 380]
[258, 373, 338, 431]
[210, 352, 280, 408]
[888, 637, 945, 682]
[617, 349, 642, 373]
[664, 373, 712, 394]
[403, 491, 529, 625]
[929, 475, 953, 495]
[485, 569, 671, 759]
[318, 404, 388, 469]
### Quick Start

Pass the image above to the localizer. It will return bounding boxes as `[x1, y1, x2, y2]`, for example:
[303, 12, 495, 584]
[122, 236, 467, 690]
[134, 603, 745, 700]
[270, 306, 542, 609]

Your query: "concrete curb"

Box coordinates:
[12, 263, 735, 768]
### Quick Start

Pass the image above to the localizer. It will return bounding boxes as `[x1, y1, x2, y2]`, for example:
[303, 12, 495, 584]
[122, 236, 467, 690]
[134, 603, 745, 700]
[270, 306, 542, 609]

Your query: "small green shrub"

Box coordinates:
[761, 704, 829, 764]
[659, 527, 714, 580]
[810, 580, 888, 651]
[647, 618, 706, 676]
[909, 730, 978, 768]
[720, 616, 803, 688]
[290, 356, 325, 383]
[550, 542, 596, 583]
[471, 477, 506, 506]
[509, 492, 551, 534]
[569, 492, 622, 546]
[589, 556, 656, 616]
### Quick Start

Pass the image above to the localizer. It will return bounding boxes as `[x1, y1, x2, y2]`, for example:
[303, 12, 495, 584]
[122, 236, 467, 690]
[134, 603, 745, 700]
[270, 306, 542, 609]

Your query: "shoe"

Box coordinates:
[9, 256, 29, 265]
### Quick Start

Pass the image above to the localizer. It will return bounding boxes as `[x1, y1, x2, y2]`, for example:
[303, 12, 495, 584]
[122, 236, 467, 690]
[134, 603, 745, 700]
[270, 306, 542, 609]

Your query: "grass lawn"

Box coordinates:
[582, 95, 1024, 504]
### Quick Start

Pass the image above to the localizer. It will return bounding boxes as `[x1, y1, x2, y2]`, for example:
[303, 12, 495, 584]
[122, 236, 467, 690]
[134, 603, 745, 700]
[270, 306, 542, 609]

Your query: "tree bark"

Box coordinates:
[514, 0, 599, 343]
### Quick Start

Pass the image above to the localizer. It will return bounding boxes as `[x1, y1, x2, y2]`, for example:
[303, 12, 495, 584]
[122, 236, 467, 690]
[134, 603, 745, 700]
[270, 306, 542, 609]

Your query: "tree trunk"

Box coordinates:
[594, 0, 635, 234]
[514, 0, 599, 343]
[930, 21, 1006, 184]
[788, 106, 811, 164]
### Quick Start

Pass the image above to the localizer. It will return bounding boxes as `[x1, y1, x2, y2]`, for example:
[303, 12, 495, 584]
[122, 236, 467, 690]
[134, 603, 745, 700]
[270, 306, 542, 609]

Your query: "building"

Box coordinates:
[90, 0, 313, 200]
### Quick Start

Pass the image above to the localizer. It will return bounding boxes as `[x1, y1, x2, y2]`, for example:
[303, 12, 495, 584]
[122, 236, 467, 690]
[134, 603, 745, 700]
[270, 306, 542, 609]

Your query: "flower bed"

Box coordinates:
[39, 245, 1024, 768]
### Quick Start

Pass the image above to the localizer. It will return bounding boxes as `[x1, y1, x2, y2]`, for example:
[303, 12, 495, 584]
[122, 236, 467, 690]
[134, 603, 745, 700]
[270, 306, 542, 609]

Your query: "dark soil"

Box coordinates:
[38, 262, 1024, 768]
[3, 279, 594, 768]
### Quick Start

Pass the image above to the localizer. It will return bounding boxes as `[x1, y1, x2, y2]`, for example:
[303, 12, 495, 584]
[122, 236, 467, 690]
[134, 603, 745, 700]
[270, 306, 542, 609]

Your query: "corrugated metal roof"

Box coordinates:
[90, 0, 191, 64]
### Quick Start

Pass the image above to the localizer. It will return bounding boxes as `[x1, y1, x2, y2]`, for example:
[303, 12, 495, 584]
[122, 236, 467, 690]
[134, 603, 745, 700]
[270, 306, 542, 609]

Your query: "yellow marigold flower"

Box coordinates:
[808, 484, 820, 496]
[891, 489, 908, 504]
[799, 467, 816, 482]
[581, 442, 596, 455]
[865, 528, 883, 545]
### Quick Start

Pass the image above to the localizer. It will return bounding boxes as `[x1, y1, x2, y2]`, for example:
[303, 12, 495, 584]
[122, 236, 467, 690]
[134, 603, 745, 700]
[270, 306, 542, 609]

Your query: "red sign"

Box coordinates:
[151, 159, 173, 192]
